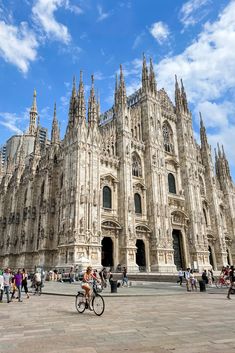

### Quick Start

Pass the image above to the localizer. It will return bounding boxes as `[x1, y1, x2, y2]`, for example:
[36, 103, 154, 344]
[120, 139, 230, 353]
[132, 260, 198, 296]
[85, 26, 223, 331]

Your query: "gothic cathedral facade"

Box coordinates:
[0, 56, 235, 273]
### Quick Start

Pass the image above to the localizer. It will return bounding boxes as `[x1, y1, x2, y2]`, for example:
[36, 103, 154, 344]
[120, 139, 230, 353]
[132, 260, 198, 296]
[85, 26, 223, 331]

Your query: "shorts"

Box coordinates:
[82, 283, 91, 290]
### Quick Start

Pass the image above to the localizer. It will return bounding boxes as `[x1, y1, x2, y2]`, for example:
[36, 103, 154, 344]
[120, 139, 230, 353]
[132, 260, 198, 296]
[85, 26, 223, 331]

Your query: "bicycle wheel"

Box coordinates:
[75, 293, 86, 313]
[92, 294, 105, 316]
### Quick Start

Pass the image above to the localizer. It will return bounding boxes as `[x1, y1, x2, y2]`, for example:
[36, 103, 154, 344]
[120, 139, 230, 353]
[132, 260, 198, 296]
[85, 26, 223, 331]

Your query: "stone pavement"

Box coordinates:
[0, 282, 234, 353]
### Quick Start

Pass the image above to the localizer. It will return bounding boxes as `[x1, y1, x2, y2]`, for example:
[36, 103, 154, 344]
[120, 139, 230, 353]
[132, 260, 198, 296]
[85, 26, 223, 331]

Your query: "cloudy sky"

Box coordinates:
[0, 0, 234, 179]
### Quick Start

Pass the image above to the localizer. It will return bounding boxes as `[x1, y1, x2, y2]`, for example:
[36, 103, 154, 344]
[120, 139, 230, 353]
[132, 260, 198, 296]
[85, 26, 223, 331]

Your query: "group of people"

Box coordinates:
[177, 265, 235, 299]
[92, 266, 129, 289]
[0, 267, 42, 303]
[177, 267, 214, 292]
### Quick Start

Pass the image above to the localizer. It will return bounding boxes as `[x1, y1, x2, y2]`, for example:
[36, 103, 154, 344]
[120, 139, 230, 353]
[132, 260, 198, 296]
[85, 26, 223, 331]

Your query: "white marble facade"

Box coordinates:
[0, 58, 235, 273]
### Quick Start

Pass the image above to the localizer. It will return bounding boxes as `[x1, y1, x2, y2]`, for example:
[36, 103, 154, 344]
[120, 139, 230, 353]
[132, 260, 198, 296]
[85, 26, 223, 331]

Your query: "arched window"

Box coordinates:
[168, 173, 176, 194]
[103, 186, 112, 209]
[134, 193, 142, 214]
[163, 122, 173, 153]
[203, 208, 208, 226]
[132, 153, 142, 177]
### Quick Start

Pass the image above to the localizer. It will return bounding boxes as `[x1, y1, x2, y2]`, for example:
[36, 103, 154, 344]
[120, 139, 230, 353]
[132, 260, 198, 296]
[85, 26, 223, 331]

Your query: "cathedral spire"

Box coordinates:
[118, 64, 127, 107]
[114, 72, 119, 107]
[77, 70, 86, 123]
[51, 103, 60, 144]
[180, 78, 189, 113]
[149, 57, 157, 95]
[142, 53, 149, 93]
[68, 75, 77, 130]
[88, 75, 98, 127]
[175, 75, 181, 112]
[200, 112, 208, 148]
[29, 89, 38, 135]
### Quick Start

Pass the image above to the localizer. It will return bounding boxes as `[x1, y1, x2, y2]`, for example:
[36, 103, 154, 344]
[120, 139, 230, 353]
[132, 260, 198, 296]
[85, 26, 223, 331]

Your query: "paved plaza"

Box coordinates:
[1, 282, 235, 353]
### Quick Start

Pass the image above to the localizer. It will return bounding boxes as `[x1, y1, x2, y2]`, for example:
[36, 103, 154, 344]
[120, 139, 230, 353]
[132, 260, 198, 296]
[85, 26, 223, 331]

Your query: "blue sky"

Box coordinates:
[0, 0, 235, 179]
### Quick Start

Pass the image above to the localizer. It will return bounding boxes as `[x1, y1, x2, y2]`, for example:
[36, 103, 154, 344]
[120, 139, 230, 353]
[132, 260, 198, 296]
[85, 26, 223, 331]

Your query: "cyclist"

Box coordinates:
[82, 266, 99, 303]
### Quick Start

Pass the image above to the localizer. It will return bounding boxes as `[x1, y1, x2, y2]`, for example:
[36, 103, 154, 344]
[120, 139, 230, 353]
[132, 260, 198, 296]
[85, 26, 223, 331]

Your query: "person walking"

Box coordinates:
[122, 267, 128, 287]
[22, 269, 29, 299]
[0, 269, 3, 302]
[13, 269, 23, 302]
[3, 268, 11, 303]
[202, 269, 208, 284]
[185, 268, 191, 292]
[227, 266, 235, 299]
[177, 268, 184, 286]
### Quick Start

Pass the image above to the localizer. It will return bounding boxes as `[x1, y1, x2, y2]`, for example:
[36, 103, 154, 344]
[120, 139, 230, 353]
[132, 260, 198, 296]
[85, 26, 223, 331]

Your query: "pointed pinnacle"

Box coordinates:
[80, 70, 83, 82]
[53, 102, 56, 118]
[199, 112, 203, 127]
[32, 88, 37, 111]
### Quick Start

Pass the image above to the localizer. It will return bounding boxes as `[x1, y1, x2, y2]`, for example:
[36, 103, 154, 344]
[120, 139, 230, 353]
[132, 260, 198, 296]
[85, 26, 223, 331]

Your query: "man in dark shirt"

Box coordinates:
[227, 266, 235, 299]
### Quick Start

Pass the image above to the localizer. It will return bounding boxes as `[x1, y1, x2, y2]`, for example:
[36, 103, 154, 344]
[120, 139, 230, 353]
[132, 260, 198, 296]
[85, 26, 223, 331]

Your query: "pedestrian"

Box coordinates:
[12, 269, 23, 302]
[122, 266, 128, 287]
[185, 268, 191, 291]
[69, 267, 75, 283]
[33, 270, 42, 294]
[3, 268, 11, 303]
[177, 268, 184, 286]
[227, 265, 235, 299]
[22, 269, 29, 299]
[99, 267, 107, 288]
[0, 269, 3, 302]
[202, 269, 208, 284]
[190, 270, 197, 291]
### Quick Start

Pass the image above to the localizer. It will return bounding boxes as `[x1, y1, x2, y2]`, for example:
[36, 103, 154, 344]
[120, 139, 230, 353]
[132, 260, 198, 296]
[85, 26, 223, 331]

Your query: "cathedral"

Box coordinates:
[0, 56, 235, 273]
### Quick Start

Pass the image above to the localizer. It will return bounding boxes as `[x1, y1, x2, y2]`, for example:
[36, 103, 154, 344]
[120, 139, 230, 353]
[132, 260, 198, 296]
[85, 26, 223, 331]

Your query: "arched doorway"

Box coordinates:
[101, 237, 113, 267]
[172, 229, 183, 270]
[136, 239, 146, 271]
[208, 246, 214, 269]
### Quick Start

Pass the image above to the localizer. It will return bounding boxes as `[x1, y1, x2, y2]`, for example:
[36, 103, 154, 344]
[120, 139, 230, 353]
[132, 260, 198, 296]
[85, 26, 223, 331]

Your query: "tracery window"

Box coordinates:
[168, 173, 176, 194]
[163, 122, 173, 153]
[103, 186, 112, 209]
[134, 193, 142, 214]
[132, 153, 142, 177]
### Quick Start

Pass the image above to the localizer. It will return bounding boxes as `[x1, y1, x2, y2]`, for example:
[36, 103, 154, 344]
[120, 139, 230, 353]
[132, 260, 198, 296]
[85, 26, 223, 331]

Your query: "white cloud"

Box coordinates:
[154, 1, 235, 172]
[179, 0, 211, 27]
[32, 0, 71, 44]
[132, 31, 145, 49]
[64, 1, 83, 15]
[0, 112, 24, 134]
[97, 5, 110, 22]
[157, 1, 235, 103]
[149, 21, 170, 44]
[0, 21, 38, 73]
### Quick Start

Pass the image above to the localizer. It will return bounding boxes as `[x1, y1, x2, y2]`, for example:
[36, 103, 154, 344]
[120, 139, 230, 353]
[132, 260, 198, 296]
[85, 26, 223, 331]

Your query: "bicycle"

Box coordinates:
[75, 281, 105, 316]
[215, 276, 230, 288]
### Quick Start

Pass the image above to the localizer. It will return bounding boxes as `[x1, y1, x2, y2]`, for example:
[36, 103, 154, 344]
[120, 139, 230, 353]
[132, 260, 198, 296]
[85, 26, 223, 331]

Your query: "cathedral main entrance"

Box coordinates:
[136, 239, 146, 271]
[101, 237, 113, 267]
[172, 229, 183, 270]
